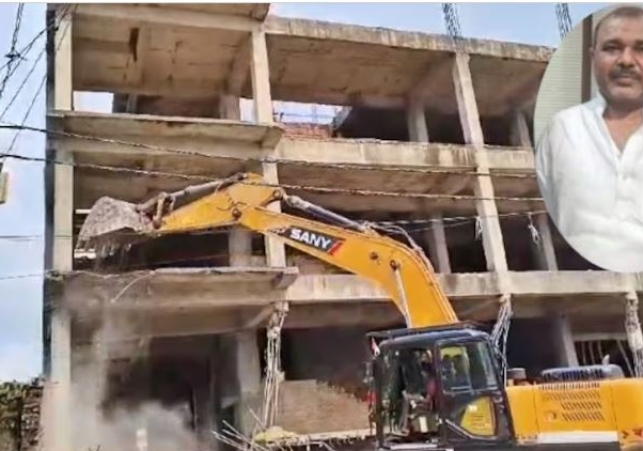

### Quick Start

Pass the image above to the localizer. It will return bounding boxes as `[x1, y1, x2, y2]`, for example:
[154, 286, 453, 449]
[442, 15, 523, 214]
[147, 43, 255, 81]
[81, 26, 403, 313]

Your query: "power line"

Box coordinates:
[1, 5, 75, 161]
[0, 3, 24, 101]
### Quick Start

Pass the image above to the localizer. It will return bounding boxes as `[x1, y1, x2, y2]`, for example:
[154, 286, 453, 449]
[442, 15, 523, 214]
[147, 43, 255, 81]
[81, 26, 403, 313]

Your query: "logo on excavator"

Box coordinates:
[273, 226, 344, 255]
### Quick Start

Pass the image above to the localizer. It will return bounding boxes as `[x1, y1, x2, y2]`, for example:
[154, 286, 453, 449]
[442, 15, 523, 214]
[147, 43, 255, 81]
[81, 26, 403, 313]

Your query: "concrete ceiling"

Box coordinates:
[50, 111, 542, 220]
[69, 4, 554, 118]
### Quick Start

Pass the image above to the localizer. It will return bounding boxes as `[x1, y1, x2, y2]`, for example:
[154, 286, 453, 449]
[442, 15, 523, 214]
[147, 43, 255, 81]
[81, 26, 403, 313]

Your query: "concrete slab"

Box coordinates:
[71, 3, 265, 96]
[51, 110, 540, 217]
[51, 269, 640, 338]
[262, 17, 552, 115]
[70, 7, 552, 113]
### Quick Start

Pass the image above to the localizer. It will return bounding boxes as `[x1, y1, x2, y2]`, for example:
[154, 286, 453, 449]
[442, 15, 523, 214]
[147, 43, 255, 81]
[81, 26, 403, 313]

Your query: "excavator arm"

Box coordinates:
[78, 172, 458, 328]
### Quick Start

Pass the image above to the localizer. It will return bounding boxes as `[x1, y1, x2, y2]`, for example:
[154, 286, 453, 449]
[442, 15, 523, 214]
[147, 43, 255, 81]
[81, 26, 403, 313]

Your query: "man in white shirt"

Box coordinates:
[536, 5, 643, 272]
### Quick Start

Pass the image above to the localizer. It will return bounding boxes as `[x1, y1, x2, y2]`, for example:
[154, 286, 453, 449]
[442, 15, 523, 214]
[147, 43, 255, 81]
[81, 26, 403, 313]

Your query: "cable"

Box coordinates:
[0, 4, 24, 101]
[1, 5, 75, 162]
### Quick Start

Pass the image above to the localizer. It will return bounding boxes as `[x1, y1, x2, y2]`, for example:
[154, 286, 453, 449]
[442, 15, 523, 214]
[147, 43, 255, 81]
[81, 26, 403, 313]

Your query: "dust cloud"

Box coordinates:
[65, 316, 200, 451]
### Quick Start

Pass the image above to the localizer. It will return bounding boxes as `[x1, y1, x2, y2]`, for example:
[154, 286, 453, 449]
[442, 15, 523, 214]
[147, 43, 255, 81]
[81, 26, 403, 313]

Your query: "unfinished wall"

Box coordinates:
[275, 381, 370, 435]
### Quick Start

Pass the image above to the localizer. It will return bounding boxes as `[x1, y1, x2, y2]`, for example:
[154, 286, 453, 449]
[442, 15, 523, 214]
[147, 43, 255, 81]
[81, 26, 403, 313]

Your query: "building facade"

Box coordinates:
[42, 4, 641, 451]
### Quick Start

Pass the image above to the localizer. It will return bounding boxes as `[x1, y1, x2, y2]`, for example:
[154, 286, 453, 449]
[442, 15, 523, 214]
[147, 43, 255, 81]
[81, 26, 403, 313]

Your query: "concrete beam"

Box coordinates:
[49, 111, 284, 148]
[74, 4, 262, 33]
[49, 110, 535, 172]
[55, 269, 639, 316]
[264, 16, 553, 62]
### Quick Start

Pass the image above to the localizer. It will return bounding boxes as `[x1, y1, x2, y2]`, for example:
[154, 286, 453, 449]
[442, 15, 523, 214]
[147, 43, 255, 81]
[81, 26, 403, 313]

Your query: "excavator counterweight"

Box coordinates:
[78, 171, 643, 451]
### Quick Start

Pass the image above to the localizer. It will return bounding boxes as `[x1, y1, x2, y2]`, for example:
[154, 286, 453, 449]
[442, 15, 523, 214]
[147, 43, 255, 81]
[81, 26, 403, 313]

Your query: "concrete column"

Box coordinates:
[195, 338, 221, 451]
[249, 28, 286, 268]
[219, 94, 240, 121]
[225, 86, 252, 268]
[44, 7, 74, 451]
[452, 52, 508, 274]
[250, 29, 273, 124]
[510, 112, 558, 270]
[234, 331, 262, 436]
[49, 307, 72, 451]
[550, 313, 579, 367]
[425, 215, 451, 274]
[229, 227, 252, 267]
[406, 100, 451, 273]
[406, 99, 429, 142]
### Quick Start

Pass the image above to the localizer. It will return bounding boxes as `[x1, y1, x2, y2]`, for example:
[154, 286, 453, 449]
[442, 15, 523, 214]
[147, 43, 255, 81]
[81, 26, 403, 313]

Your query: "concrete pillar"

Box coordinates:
[49, 307, 72, 451]
[250, 29, 273, 124]
[195, 338, 221, 451]
[219, 94, 240, 121]
[425, 215, 451, 274]
[550, 313, 579, 367]
[44, 7, 74, 451]
[510, 112, 558, 270]
[249, 28, 286, 268]
[452, 52, 508, 274]
[406, 99, 429, 142]
[234, 331, 262, 436]
[406, 99, 451, 273]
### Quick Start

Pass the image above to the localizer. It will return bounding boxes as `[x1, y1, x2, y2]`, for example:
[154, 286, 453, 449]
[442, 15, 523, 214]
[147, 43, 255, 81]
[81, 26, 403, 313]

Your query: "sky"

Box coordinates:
[0, 2, 611, 382]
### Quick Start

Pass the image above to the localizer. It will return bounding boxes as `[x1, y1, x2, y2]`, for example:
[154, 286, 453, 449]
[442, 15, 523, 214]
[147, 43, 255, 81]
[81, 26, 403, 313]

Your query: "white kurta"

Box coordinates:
[536, 95, 643, 272]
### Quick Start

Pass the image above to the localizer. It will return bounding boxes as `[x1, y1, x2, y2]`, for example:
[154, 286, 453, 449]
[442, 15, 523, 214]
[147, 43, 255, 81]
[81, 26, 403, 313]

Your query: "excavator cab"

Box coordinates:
[367, 324, 516, 451]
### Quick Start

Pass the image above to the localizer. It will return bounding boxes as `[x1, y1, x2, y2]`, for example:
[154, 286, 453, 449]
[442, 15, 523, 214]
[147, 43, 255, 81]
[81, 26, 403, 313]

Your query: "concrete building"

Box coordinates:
[42, 3, 642, 451]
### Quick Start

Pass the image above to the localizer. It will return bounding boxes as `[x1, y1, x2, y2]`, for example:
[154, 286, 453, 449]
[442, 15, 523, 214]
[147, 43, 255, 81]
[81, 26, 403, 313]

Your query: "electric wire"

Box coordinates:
[0, 3, 24, 101]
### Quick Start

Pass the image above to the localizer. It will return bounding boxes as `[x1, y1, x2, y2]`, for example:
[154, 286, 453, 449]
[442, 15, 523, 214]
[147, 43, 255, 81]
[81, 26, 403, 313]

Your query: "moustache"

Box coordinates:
[610, 68, 642, 81]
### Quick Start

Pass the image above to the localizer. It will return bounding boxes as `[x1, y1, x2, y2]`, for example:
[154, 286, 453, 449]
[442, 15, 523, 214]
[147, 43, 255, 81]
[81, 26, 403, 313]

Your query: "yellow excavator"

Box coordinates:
[77, 172, 643, 451]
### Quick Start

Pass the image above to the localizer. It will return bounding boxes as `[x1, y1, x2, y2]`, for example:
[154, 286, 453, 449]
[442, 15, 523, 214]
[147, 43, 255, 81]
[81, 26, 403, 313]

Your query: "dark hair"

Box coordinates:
[593, 5, 643, 46]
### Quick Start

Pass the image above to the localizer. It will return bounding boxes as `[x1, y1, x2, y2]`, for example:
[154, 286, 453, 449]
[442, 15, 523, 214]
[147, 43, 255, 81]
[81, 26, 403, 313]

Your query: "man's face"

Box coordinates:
[592, 14, 643, 109]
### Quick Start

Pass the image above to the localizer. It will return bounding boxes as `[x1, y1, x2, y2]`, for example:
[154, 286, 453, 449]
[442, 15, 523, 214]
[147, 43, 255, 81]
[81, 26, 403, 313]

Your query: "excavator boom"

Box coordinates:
[78, 171, 643, 451]
[78, 172, 457, 328]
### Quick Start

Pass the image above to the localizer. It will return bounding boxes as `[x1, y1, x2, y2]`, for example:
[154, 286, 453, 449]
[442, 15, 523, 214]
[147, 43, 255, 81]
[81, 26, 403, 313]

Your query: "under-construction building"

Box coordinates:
[41, 3, 642, 451]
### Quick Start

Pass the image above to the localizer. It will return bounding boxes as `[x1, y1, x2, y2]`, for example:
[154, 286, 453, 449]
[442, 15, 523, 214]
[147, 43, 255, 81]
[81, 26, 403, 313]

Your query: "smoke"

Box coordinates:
[66, 315, 200, 451]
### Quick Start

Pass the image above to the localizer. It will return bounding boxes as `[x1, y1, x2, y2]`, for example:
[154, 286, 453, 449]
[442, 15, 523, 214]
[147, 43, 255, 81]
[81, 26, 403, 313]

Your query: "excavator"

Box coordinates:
[77, 172, 643, 451]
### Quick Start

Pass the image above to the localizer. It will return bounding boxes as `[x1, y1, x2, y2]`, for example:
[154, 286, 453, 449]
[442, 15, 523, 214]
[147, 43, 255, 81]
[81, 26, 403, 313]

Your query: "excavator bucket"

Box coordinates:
[76, 173, 250, 251]
[76, 196, 155, 251]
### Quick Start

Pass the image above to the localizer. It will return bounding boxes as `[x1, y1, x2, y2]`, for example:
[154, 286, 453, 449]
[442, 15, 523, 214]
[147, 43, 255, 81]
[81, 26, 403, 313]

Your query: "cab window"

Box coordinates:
[439, 341, 499, 392]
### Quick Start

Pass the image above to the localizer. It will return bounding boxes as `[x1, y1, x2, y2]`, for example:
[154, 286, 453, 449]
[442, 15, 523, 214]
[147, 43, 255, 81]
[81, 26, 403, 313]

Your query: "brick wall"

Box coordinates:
[282, 123, 332, 140]
[276, 327, 372, 434]
[275, 380, 369, 434]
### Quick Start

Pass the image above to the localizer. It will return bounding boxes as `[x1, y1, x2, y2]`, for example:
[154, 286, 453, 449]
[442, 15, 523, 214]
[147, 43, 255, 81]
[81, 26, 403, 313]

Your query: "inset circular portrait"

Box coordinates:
[534, 3, 643, 273]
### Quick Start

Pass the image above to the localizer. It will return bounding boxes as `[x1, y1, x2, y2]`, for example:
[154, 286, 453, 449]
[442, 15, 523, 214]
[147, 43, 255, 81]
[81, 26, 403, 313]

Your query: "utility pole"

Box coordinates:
[0, 163, 7, 204]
